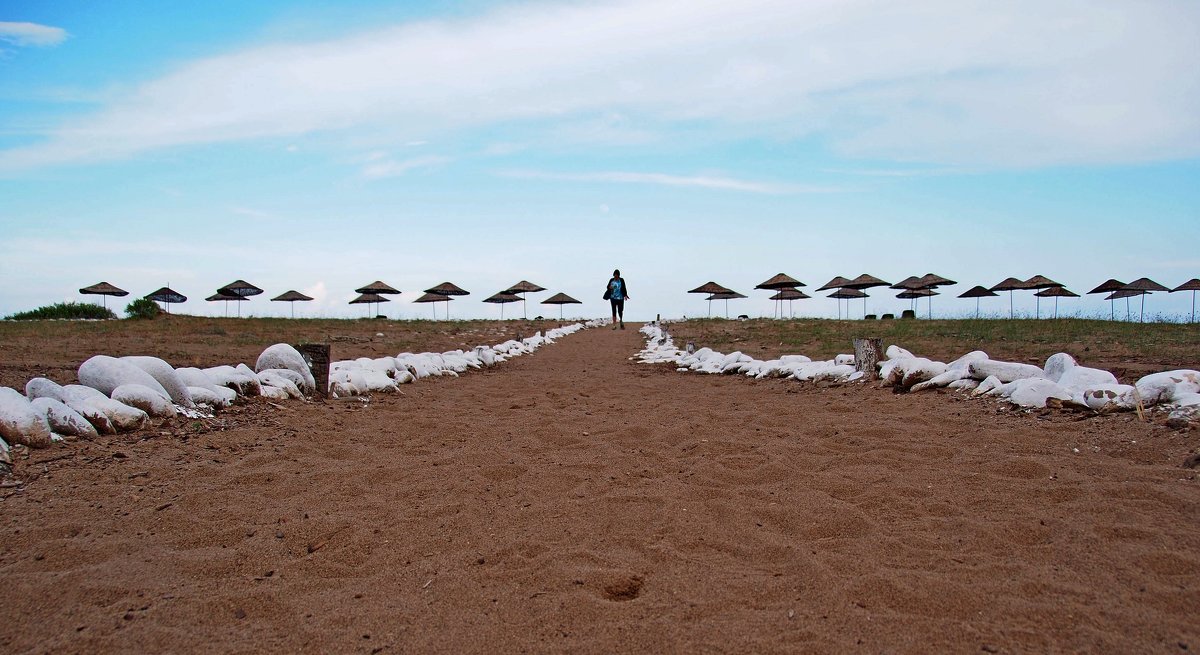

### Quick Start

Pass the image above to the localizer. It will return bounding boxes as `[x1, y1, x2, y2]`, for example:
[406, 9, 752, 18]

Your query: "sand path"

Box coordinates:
[2, 325, 1198, 653]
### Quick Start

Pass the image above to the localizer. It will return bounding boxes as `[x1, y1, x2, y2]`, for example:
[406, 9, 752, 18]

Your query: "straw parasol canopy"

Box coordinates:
[1022, 275, 1063, 319]
[218, 279, 263, 297]
[1122, 278, 1169, 322]
[755, 273, 804, 290]
[349, 292, 390, 317]
[688, 281, 733, 317]
[817, 276, 853, 291]
[958, 285, 998, 318]
[896, 289, 937, 300]
[1034, 286, 1079, 319]
[270, 290, 314, 318]
[356, 281, 401, 295]
[145, 286, 186, 313]
[756, 273, 804, 318]
[79, 281, 128, 309]
[206, 291, 247, 318]
[827, 287, 867, 320]
[769, 288, 809, 318]
[483, 291, 523, 319]
[216, 279, 262, 317]
[541, 292, 582, 320]
[916, 273, 957, 289]
[1171, 279, 1200, 323]
[413, 292, 452, 320]
[424, 282, 469, 296]
[841, 274, 889, 317]
[706, 290, 747, 319]
[1088, 279, 1127, 320]
[889, 276, 924, 290]
[990, 277, 1028, 319]
[503, 280, 546, 319]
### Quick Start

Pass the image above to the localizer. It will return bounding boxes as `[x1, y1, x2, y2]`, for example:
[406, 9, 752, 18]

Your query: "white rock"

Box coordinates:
[974, 375, 1004, 396]
[81, 396, 149, 432]
[255, 344, 315, 394]
[473, 346, 496, 367]
[1043, 353, 1077, 382]
[330, 380, 360, 398]
[188, 386, 231, 407]
[78, 355, 171, 399]
[122, 356, 194, 407]
[0, 436, 9, 466]
[947, 378, 980, 391]
[886, 345, 915, 360]
[1080, 384, 1137, 411]
[834, 354, 855, 366]
[1004, 378, 1072, 408]
[910, 368, 971, 393]
[257, 371, 302, 399]
[1173, 392, 1200, 407]
[259, 385, 291, 400]
[946, 351, 988, 371]
[204, 365, 261, 396]
[25, 377, 66, 402]
[1135, 370, 1200, 404]
[1057, 366, 1119, 394]
[30, 397, 99, 439]
[60, 385, 115, 434]
[0, 386, 54, 448]
[259, 368, 308, 391]
[176, 367, 220, 394]
[112, 384, 177, 418]
[885, 357, 949, 390]
[968, 360, 1046, 383]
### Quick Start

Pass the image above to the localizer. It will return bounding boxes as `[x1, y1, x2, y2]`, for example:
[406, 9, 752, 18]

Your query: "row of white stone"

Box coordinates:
[0, 320, 602, 466]
[636, 323, 1200, 416]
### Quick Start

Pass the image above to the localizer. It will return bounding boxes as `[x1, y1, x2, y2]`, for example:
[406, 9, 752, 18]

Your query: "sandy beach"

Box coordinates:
[2, 322, 1197, 653]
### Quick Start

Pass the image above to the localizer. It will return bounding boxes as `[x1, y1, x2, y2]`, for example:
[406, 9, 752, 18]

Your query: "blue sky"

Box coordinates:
[1, 0, 1198, 321]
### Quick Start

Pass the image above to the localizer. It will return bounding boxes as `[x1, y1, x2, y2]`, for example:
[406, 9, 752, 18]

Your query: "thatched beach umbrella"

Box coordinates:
[755, 273, 805, 318]
[270, 290, 314, 318]
[817, 276, 853, 291]
[217, 280, 262, 317]
[990, 277, 1027, 319]
[1172, 279, 1200, 323]
[958, 285, 998, 318]
[350, 292, 390, 317]
[79, 282, 128, 310]
[1023, 275, 1063, 319]
[706, 290, 748, 319]
[769, 288, 809, 318]
[842, 274, 890, 317]
[688, 281, 733, 318]
[1104, 288, 1145, 321]
[504, 280, 546, 319]
[1088, 279, 1127, 321]
[541, 292, 582, 320]
[355, 281, 400, 318]
[1122, 278, 1170, 322]
[414, 292, 452, 320]
[827, 287, 867, 320]
[424, 282, 469, 319]
[484, 291, 523, 319]
[1034, 286, 1078, 319]
[206, 291, 247, 317]
[145, 286, 186, 314]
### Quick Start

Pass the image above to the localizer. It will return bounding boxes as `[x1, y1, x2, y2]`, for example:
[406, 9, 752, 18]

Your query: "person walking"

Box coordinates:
[604, 269, 629, 329]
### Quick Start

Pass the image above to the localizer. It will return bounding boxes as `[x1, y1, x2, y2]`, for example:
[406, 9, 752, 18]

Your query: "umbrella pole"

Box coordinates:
[1141, 294, 1146, 322]
[1054, 296, 1059, 319]
[976, 297, 980, 319]
[1036, 295, 1040, 320]
[291, 303, 295, 319]
[1192, 290, 1196, 323]
[1009, 290, 1013, 319]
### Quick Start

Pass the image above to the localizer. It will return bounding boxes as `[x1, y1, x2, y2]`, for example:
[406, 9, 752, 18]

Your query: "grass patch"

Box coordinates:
[6, 302, 117, 321]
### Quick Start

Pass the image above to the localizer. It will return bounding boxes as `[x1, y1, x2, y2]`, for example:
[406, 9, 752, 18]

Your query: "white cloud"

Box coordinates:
[498, 169, 838, 194]
[361, 154, 452, 179]
[0, 21, 68, 48]
[0, 1, 1197, 170]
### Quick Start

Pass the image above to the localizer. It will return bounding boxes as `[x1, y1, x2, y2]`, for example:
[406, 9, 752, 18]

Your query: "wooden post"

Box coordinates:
[853, 337, 882, 380]
[295, 343, 331, 398]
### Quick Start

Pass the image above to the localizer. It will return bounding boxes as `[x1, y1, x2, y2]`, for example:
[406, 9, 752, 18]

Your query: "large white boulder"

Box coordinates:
[946, 351, 988, 371]
[121, 356, 194, 407]
[1080, 384, 1138, 412]
[30, 397, 99, 439]
[1057, 366, 1119, 394]
[255, 344, 315, 395]
[60, 385, 115, 434]
[1135, 370, 1200, 405]
[187, 386, 231, 408]
[884, 357, 948, 390]
[257, 371, 302, 399]
[78, 355, 170, 399]
[968, 360, 1046, 383]
[1004, 378, 1073, 408]
[112, 384, 177, 418]
[886, 345, 915, 360]
[1042, 353, 1077, 382]
[25, 377, 66, 402]
[176, 367, 220, 394]
[258, 368, 308, 392]
[0, 386, 54, 448]
[203, 365, 261, 396]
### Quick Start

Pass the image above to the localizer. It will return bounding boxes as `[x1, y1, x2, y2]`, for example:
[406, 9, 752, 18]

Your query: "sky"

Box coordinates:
[1, 0, 1198, 322]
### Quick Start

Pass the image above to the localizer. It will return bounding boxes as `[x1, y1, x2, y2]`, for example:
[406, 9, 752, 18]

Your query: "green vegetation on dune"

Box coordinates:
[5, 302, 117, 321]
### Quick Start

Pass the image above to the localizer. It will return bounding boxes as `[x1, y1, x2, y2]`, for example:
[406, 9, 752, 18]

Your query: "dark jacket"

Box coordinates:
[603, 277, 629, 301]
